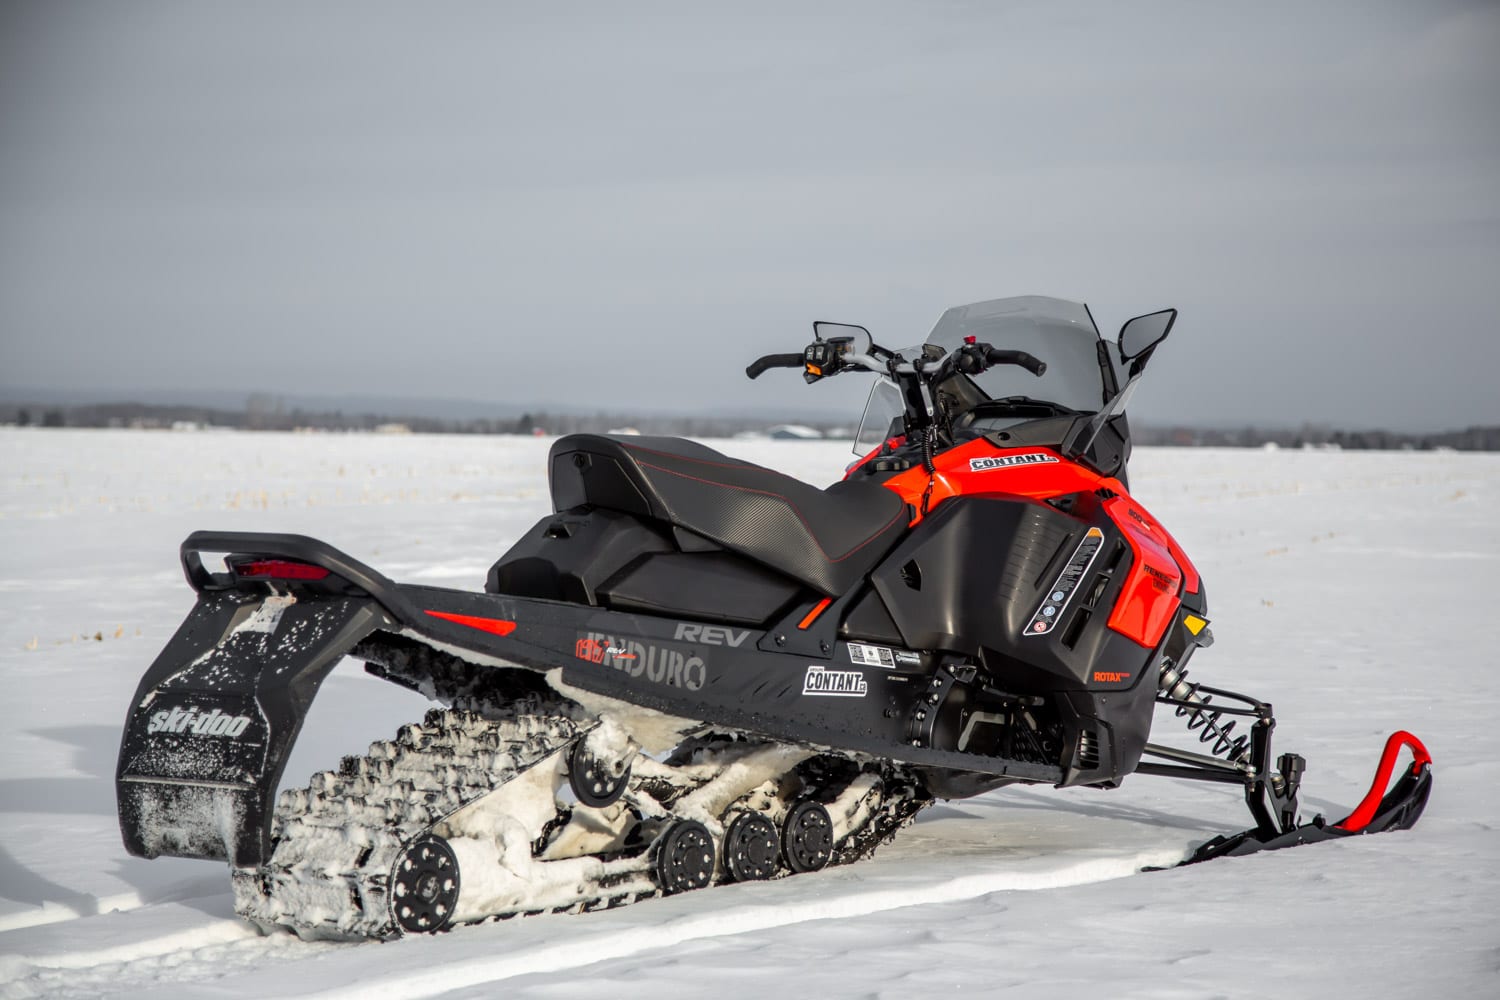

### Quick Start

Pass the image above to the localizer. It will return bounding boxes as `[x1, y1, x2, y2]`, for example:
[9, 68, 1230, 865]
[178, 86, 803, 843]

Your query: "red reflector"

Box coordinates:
[233, 559, 331, 581]
[424, 610, 517, 637]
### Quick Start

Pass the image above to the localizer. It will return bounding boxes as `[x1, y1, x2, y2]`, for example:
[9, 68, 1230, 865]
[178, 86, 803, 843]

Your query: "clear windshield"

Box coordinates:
[853, 295, 1114, 455]
[854, 379, 905, 453]
[921, 296, 1111, 410]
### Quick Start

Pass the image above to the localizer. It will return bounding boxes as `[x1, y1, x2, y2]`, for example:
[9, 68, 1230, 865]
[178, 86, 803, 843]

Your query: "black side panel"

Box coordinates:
[598, 551, 800, 626]
[116, 593, 385, 867]
[838, 586, 906, 646]
[870, 496, 1154, 689]
[487, 508, 673, 604]
[872, 498, 1070, 656]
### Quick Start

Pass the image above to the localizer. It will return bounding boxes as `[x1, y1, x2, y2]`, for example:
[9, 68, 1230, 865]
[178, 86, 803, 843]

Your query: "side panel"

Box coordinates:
[867, 496, 1156, 690]
[393, 583, 1066, 784]
[1101, 494, 1183, 647]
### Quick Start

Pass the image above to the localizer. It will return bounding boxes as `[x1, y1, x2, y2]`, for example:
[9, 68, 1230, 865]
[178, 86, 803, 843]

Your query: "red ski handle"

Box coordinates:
[1335, 730, 1433, 833]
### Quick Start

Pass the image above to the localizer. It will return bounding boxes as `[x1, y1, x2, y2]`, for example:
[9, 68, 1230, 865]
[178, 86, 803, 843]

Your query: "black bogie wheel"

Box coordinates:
[391, 836, 460, 934]
[655, 819, 715, 894]
[569, 742, 631, 808]
[782, 801, 834, 873]
[723, 811, 781, 882]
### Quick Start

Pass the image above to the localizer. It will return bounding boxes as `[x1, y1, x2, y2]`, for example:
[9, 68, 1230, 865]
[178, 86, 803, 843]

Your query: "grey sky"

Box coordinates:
[2, 1, 1497, 430]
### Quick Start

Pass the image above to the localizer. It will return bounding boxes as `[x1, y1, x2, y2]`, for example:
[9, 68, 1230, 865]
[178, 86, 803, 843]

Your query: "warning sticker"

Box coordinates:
[847, 642, 896, 669]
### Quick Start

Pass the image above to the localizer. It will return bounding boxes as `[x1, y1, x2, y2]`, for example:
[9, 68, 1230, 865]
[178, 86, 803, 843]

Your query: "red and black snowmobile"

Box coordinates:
[115, 295, 1432, 939]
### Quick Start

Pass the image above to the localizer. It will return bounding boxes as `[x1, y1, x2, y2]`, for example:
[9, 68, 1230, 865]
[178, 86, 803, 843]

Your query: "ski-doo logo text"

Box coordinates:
[673, 624, 750, 647]
[146, 706, 253, 738]
[802, 666, 867, 697]
[577, 633, 706, 691]
[968, 453, 1059, 472]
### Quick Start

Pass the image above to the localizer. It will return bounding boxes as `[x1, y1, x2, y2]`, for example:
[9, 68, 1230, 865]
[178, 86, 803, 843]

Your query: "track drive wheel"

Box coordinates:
[568, 741, 632, 808]
[782, 801, 833, 873]
[391, 836, 460, 934]
[655, 819, 715, 894]
[723, 811, 781, 882]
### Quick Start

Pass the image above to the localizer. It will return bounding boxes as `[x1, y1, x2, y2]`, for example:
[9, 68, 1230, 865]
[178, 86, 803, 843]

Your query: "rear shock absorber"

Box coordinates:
[1157, 658, 1251, 764]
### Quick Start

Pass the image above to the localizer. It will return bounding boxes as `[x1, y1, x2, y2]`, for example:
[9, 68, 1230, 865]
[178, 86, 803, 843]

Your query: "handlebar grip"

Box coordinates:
[745, 353, 806, 379]
[984, 349, 1047, 377]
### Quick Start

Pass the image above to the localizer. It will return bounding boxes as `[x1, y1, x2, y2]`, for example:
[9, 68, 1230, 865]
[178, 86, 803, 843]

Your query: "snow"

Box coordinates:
[2, 428, 1496, 998]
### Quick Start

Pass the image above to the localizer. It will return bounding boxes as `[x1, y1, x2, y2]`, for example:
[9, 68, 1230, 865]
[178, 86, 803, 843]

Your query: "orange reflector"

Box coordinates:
[424, 610, 517, 636]
[798, 597, 833, 630]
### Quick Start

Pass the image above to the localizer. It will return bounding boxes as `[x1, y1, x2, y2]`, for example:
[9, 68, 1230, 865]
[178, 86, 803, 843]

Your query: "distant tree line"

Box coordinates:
[1131, 423, 1500, 452]
[1, 402, 854, 439]
[5, 402, 1498, 451]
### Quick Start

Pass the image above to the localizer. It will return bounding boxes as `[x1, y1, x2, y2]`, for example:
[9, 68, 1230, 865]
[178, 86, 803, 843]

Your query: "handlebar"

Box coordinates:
[984, 348, 1047, 377]
[745, 353, 806, 379]
[745, 344, 1046, 381]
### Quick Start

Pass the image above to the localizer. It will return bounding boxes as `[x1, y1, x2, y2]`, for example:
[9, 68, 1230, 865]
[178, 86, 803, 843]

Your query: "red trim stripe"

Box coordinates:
[798, 597, 833, 630]
[423, 610, 517, 637]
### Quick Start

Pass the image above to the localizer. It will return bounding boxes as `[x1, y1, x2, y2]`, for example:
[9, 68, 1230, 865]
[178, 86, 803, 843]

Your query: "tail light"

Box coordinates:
[231, 559, 331, 581]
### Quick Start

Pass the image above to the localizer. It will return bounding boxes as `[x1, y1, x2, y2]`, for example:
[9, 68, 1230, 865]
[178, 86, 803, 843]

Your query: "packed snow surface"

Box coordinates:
[1, 429, 1496, 998]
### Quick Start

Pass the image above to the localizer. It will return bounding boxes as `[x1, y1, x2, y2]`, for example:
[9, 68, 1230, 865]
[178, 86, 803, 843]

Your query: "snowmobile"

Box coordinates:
[115, 295, 1432, 940]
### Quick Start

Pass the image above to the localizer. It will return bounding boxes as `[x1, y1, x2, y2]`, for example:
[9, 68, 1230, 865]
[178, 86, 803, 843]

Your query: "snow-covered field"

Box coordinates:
[2, 429, 1495, 998]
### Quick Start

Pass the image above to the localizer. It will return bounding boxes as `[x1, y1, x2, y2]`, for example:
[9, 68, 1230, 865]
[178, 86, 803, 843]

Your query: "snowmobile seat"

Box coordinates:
[549, 434, 910, 596]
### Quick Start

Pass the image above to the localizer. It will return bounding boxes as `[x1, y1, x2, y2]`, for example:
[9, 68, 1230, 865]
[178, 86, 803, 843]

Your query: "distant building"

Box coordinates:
[767, 424, 823, 440]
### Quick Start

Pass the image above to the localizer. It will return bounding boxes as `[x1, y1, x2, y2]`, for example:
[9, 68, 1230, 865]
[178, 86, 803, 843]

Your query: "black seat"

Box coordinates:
[549, 435, 909, 596]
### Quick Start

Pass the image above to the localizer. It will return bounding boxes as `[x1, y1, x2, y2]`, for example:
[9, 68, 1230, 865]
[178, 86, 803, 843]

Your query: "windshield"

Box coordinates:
[920, 296, 1113, 410]
[853, 295, 1116, 455]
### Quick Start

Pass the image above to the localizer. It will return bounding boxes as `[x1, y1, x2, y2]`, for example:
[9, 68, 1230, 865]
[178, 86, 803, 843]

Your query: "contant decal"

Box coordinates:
[968, 452, 1060, 472]
[802, 666, 868, 697]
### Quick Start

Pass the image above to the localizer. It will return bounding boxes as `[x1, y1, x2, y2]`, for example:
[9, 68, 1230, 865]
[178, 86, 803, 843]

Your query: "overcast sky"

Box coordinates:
[2, 1, 1497, 430]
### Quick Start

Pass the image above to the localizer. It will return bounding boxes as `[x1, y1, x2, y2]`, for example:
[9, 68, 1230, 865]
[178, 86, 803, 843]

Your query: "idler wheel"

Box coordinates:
[782, 801, 833, 873]
[568, 741, 632, 808]
[655, 819, 715, 894]
[723, 811, 780, 882]
[390, 836, 460, 934]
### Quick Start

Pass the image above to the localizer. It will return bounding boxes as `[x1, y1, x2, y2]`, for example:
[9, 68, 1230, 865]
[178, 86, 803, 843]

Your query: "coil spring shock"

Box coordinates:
[1158, 659, 1251, 763]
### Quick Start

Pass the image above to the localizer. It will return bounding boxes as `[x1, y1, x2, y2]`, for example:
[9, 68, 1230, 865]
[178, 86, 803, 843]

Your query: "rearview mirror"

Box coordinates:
[1118, 309, 1176, 365]
[813, 322, 872, 355]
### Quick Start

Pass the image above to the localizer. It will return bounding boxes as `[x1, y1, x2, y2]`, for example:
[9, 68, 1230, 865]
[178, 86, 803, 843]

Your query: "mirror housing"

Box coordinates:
[1117, 309, 1176, 374]
[813, 321, 872, 354]
[1064, 308, 1178, 471]
[806, 322, 873, 383]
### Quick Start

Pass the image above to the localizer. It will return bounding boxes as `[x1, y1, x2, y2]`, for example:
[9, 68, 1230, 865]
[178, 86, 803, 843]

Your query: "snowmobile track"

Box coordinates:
[232, 694, 933, 941]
